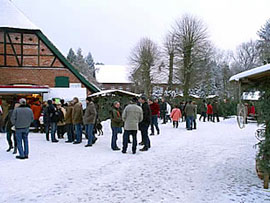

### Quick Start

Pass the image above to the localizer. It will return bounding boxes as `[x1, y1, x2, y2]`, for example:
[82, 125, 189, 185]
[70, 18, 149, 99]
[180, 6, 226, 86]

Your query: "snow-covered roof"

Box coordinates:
[229, 64, 270, 82]
[89, 89, 140, 98]
[0, 0, 39, 30]
[206, 95, 218, 99]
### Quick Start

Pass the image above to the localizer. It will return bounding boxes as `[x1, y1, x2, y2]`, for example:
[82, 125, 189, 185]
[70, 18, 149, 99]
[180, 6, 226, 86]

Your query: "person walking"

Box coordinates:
[72, 97, 83, 144]
[47, 100, 59, 143]
[149, 98, 160, 135]
[199, 100, 207, 122]
[83, 97, 97, 147]
[212, 101, 220, 122]
[139, 96, 151, 151]
[11, 98, 33, 159]
[110, 101, 123, 151]
[122, 97, 143, 154]
[65, 101, 74, 143]
[185, 101, 195, 130]
[160, 98, 167, 124]
[170, 105, 182, 128]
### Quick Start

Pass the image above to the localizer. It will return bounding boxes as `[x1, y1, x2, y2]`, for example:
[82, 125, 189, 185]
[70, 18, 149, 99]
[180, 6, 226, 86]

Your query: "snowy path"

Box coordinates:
[1, 118, 270, 203]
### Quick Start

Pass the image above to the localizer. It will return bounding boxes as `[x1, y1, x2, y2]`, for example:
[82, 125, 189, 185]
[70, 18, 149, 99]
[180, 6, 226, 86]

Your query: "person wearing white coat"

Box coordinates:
[166, 102, 172, 123]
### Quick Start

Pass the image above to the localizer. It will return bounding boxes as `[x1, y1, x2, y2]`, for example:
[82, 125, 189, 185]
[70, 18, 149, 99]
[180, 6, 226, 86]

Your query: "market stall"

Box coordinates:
[230, 63, 270, 189]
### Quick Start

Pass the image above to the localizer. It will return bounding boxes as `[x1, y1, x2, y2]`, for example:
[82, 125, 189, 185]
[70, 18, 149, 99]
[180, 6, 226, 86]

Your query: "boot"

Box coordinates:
[140, 147, 148, 151]
[46, 133, 50, 141]
[13, 147, 17, 154]
[6, 146, 13, 152]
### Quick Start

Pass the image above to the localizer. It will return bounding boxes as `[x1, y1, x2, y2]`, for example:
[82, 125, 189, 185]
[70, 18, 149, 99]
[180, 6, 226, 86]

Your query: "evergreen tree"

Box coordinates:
[67, 48, 76, 64]
[73, 48, 89, 76]
[257, 19, 270, 64]
[86, 52, 96, 78]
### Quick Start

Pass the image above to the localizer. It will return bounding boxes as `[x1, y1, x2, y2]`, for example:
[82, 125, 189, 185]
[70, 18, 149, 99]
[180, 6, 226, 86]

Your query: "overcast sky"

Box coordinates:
[13, 0, 270, 65]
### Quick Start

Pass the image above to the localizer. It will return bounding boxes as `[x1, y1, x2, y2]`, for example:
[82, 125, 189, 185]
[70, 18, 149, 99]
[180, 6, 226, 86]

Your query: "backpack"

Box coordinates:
[57, 108, 64, 122]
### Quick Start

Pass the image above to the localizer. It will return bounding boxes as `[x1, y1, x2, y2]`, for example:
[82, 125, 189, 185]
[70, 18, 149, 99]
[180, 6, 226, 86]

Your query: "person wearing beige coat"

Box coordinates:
[72, 97, 83, 144]
[122, 98, 143, 154]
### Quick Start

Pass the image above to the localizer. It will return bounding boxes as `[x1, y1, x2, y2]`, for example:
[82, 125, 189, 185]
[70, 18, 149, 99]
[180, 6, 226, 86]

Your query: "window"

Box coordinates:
[55, 76, 69, 87]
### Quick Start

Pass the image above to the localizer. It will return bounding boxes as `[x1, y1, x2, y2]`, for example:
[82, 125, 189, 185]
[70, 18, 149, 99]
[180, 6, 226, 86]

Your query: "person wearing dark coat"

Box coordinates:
[185, 101, 195, 130]
[160, 98, 167, 124]
[110, 101, 123, 150]
[199, 100, 207, 122]
[139, 96, 151, 151]
[212, 101, 220, 122]
[83, 97, 97, 147]
[47, 100, 59, 143]
[4, 103, 19, 153]
[43, 102, 50, 141]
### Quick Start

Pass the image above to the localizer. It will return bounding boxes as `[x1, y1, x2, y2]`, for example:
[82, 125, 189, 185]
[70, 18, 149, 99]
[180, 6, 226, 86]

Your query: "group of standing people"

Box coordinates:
[43, 97, 97, 147]
[110, 96, 152, 153]
[199, 100, 220, 123]
[2, 94, 225, 159]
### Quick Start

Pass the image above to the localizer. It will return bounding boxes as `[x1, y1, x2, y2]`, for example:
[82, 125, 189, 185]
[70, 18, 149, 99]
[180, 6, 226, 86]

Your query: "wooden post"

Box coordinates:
[264, 172, 269, 189]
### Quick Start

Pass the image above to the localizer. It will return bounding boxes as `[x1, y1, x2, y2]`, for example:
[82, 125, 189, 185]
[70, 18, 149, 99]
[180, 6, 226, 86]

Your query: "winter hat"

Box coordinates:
[132, 97, 138, 103]
[19, 98, 26, 105]
[86, 97, 93, 102]
[140, 95, 147, 101]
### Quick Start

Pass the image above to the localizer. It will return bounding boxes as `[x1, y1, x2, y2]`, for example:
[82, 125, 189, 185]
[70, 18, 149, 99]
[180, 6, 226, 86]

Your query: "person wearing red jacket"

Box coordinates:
[207, 103, 213, 122]
[250, 104, 256, 116]
[31, 99, 42, 132]
[149, 98, 160, 135]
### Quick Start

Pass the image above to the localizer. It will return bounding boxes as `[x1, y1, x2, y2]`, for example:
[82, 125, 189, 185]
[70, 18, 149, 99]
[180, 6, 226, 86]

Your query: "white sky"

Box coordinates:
[13, 0, 270, 65]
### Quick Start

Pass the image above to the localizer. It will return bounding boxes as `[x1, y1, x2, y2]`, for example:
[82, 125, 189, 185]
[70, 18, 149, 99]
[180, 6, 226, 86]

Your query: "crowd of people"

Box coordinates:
[0, 95, 229, 160]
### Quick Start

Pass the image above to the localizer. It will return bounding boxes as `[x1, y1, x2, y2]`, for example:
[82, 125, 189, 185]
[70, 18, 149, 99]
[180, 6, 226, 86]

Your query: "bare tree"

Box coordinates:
[129, 38, 160, 96]
[232, 40, 261, 73]
[164, 32, 177, 90]
[173, 15, 209, 98]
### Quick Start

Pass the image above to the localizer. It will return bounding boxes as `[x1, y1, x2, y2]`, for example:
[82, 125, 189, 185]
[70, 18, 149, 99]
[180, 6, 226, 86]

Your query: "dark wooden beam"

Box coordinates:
[6, 32, 21, 66]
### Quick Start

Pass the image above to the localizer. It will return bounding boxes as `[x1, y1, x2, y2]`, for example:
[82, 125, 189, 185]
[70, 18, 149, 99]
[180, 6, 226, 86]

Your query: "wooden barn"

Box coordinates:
[0, 0, 100, 103]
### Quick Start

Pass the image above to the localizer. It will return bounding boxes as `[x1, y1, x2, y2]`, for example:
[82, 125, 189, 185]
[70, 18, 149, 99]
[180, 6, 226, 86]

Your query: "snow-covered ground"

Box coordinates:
[1, 118, 270, 203]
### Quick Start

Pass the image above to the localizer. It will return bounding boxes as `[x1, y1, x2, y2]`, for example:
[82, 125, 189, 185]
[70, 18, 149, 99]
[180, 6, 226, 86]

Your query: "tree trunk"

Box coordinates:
[183, 49, 192, 100]
[168, 53, 174, 91]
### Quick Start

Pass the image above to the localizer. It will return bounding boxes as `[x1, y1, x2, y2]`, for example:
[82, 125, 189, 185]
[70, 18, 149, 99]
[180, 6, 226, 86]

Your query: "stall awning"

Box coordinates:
[0, 85, 49, 94]
[229, 64, 270, 82]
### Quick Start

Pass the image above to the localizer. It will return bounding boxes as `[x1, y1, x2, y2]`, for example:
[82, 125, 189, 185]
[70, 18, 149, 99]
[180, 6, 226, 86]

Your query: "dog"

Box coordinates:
[95, 120, 103, 136]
